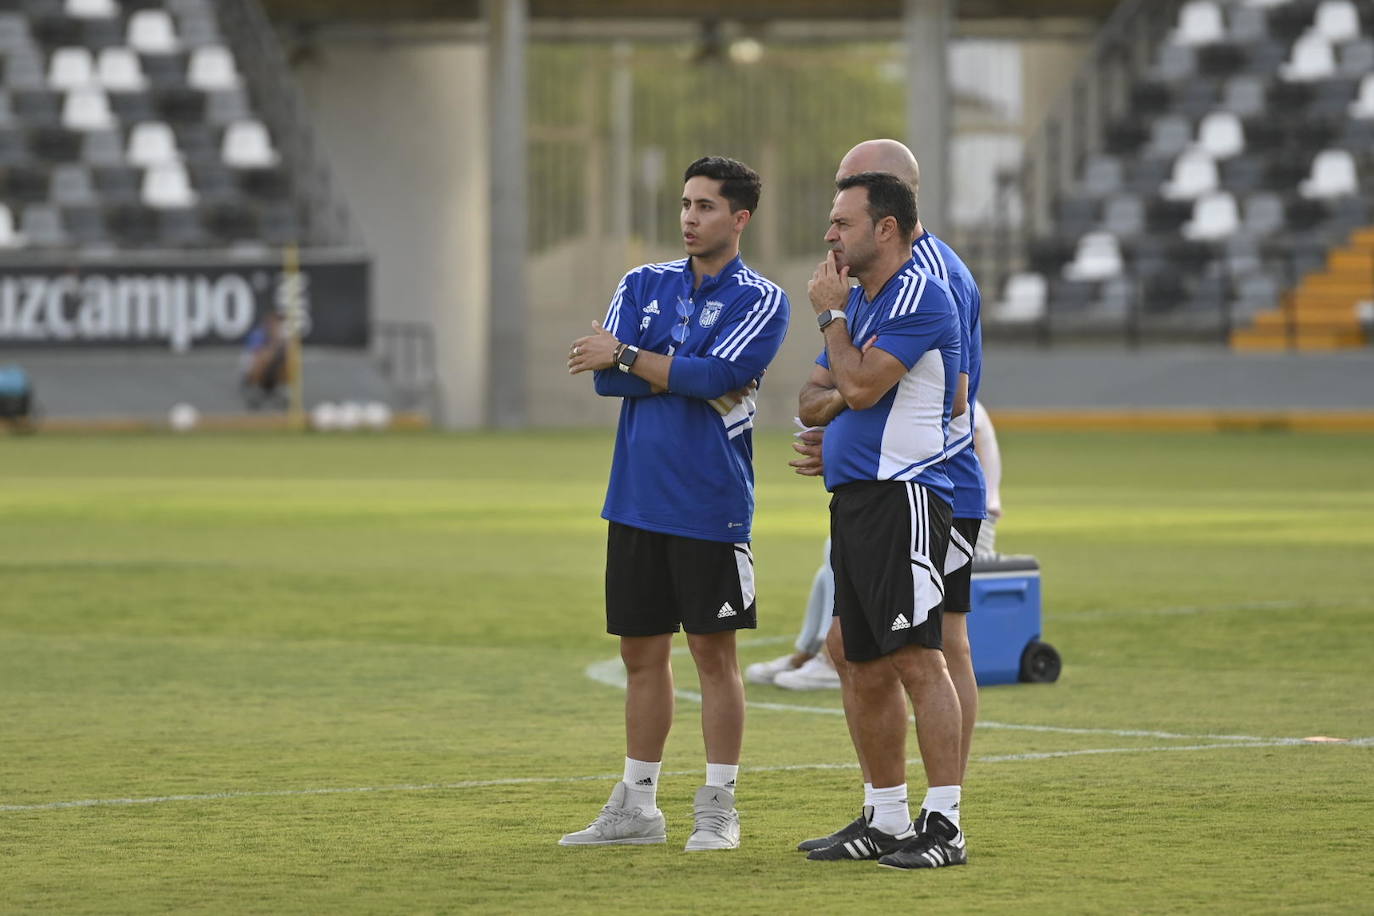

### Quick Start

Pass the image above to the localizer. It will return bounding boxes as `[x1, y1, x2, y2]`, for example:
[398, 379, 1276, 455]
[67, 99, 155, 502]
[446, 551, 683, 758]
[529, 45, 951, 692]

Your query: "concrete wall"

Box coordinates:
[287, 33, 1091, 430]
[294, 41, 489, 427]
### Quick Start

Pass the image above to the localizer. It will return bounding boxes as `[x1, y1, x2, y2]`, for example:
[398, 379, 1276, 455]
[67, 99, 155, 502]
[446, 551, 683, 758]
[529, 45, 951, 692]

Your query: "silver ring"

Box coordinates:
[573, 346, 581, 356]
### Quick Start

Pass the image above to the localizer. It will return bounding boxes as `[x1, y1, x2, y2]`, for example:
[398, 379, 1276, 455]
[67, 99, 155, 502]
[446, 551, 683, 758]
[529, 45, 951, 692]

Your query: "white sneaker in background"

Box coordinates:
[744, 653, 798, 685]
[558, 781, 667, 846]
[774, 654, 841, 690]
[684, 785, 740, 851]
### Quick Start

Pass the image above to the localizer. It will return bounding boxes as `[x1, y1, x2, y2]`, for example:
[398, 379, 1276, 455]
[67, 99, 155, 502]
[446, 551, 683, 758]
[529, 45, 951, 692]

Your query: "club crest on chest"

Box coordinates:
[698, 300, 724, 328]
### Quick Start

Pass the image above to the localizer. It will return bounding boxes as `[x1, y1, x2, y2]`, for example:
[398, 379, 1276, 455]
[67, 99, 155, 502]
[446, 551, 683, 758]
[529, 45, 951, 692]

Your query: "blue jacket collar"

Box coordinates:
[686, 253, 743, 295]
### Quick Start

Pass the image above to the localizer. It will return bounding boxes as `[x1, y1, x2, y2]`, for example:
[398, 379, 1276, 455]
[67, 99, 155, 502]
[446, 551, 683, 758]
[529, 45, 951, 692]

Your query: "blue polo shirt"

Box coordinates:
[913, 231, 987, 520]
[593, 254, 790, 542]
[817, 257, 961, 507]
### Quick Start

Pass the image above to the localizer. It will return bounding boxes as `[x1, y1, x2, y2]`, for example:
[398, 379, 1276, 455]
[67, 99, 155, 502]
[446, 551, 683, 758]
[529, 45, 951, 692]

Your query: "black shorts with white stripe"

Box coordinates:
[829, 480, 953, 662]
[604, 521, 757, 637]
[943, 517, 983, 614]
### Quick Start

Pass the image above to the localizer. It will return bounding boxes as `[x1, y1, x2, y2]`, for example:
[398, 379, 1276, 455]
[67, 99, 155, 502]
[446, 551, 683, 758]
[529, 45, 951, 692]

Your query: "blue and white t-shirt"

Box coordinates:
[913, 231, 986, 520]
[817, 257, 962, 507]
[594, 254, 790, 543]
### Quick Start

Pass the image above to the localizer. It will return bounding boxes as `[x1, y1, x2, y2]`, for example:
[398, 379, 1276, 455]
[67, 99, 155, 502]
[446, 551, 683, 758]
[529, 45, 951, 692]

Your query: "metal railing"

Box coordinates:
[216, 0, 364, 249]
[372, 321, 441, 417]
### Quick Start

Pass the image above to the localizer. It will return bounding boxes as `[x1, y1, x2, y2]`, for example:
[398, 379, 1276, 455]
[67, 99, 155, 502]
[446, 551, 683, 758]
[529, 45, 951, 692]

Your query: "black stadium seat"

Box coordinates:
[104, 201, 158, 245]
[29, 125, 81, 161]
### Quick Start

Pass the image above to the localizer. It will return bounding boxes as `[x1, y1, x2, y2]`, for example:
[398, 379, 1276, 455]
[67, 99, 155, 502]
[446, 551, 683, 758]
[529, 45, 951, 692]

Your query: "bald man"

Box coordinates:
[791, 140, 986, 870]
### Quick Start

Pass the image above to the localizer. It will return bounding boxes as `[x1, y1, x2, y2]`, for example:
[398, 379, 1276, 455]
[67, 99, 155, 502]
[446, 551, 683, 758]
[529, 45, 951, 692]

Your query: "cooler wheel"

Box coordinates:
[1018, 640, 1061, 683]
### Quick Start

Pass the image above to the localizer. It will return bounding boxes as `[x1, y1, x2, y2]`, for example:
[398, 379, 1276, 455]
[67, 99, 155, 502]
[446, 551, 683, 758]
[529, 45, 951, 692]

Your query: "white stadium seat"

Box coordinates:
[0, 203, 25, 248]
[126, 121, 181, 167]
[61, 86, 114, 130]
[997, 271, 1047, 323]
[48, 47, 96, 90]
[1299, 149, 1358, 199]
[1350, 73, 1374, 118]
[97, 47, 148, 92]
[142, 162, 197, 208]
[1196, 111, 1245, 159]
[1161, 148, 1219, 200]
[1312, 0, 1361, 45]
[127, 10, 180, 54]
[1182, 191, 1240, 241]
[66, 0, 117, 18]
[187, 45, 241, 90]
[1171, 1, 1227, 47]
[1281, 33, 1337, 81]
[222, 120, 279, 168]
[1063, 232, 1124, 282]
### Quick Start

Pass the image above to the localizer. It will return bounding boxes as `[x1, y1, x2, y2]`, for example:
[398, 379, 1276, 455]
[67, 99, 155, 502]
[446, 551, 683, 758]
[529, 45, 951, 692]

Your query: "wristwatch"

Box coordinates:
[616, 344, 640, 373]
[817, 309, 847, 331]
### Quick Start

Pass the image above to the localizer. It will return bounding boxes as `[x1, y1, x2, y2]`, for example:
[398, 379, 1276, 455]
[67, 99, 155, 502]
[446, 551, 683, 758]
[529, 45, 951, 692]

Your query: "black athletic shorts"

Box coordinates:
[605, 521, 757, 637]
[943, 517, 983, 614]
[830, 480, 952, 662]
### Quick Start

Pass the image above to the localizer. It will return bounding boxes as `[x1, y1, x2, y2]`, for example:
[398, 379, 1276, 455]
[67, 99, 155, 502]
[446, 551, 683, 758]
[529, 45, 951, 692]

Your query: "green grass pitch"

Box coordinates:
[1, 429, 1371, 913]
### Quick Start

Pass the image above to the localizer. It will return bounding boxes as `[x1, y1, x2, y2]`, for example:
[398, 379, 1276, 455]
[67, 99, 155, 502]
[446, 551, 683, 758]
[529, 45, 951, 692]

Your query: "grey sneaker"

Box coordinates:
[684, 785, 740, 851]
[558, 781, 666, 846]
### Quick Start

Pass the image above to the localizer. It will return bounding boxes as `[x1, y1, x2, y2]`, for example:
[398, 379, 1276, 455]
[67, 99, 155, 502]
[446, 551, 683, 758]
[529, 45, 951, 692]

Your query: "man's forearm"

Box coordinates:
[799, 383, 846, 427]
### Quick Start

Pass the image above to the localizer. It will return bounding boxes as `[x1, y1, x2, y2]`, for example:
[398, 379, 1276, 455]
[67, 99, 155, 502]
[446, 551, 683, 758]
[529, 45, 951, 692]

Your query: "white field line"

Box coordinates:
[584, 654, 1322, 744]
[7, 631, 1368, 816]
[1055, 599, 1303, 621]
[5, 740, 1370, 814]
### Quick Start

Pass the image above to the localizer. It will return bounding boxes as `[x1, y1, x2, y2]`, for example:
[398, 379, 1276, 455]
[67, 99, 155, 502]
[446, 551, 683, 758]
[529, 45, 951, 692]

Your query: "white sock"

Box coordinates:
[922, 784, 962, 829]
[863, 782, 875, 811]
[869, 783, 911, 836]
[705, 763, 738, 791]
[623, 757, 661, 812]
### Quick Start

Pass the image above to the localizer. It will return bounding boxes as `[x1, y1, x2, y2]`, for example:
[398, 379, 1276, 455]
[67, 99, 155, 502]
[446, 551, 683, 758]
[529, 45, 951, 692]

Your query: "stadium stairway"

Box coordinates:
[1231, 225, 1374, 350]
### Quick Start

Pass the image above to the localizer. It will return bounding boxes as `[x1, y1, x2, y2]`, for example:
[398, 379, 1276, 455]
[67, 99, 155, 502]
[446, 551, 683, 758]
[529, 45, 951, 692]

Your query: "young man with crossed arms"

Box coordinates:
[563, 156, 789, 852]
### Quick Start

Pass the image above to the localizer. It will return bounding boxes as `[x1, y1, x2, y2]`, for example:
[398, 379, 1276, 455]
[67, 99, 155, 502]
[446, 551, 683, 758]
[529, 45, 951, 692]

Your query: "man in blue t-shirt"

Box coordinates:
[796, 170, 969, 871]
[562, 156, 790, 853]
[788, 143, 989, 869]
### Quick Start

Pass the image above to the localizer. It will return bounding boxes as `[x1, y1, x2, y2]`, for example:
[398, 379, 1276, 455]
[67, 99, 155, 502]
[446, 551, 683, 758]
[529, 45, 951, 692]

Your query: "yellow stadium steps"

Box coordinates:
[1230, 226, 1373, 351]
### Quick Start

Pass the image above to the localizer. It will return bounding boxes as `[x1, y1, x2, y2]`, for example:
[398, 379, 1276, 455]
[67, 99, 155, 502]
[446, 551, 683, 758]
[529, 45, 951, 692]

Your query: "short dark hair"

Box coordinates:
[835, 171, 917, 239]
[683, 156, 762, 214]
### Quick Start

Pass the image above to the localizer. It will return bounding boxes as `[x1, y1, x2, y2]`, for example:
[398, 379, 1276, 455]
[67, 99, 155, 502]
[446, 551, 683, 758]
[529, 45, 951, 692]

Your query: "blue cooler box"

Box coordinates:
[967, 555, 1060, 686]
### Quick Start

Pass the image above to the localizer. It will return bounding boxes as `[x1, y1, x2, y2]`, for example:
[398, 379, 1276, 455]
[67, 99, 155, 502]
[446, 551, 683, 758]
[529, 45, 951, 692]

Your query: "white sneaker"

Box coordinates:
[774, 654, 841, 690]
[685, 785, 740, 851]
[744, 654, 798, 685]
[558, 781, 666, 846]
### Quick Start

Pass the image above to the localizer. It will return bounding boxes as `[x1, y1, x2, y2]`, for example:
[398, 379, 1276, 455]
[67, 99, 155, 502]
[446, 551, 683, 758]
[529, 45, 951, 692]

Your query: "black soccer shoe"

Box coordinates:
[806, 820, 914, 861]
[796, 805, 873, 852]
[877, 811, 967, 870]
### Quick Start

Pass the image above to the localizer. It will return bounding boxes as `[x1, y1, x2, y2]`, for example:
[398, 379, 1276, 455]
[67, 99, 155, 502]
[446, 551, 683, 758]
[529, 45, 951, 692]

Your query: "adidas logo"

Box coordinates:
[890, 613, 911, 631]
[635, 777, 654, 786]
[644, 299, 660, 315]
[718, 602, 736, 618]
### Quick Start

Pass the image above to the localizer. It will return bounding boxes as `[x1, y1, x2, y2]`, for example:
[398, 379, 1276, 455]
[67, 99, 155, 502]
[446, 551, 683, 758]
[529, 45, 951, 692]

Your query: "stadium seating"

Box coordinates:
[0, 0, 302, 250]
[996, 271, 1048, 322]
[1026, 0, 1372, 348]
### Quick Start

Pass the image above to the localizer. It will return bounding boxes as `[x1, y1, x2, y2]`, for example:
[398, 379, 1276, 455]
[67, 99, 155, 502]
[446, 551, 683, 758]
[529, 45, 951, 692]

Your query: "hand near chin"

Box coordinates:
[808, 250, 850, 314]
